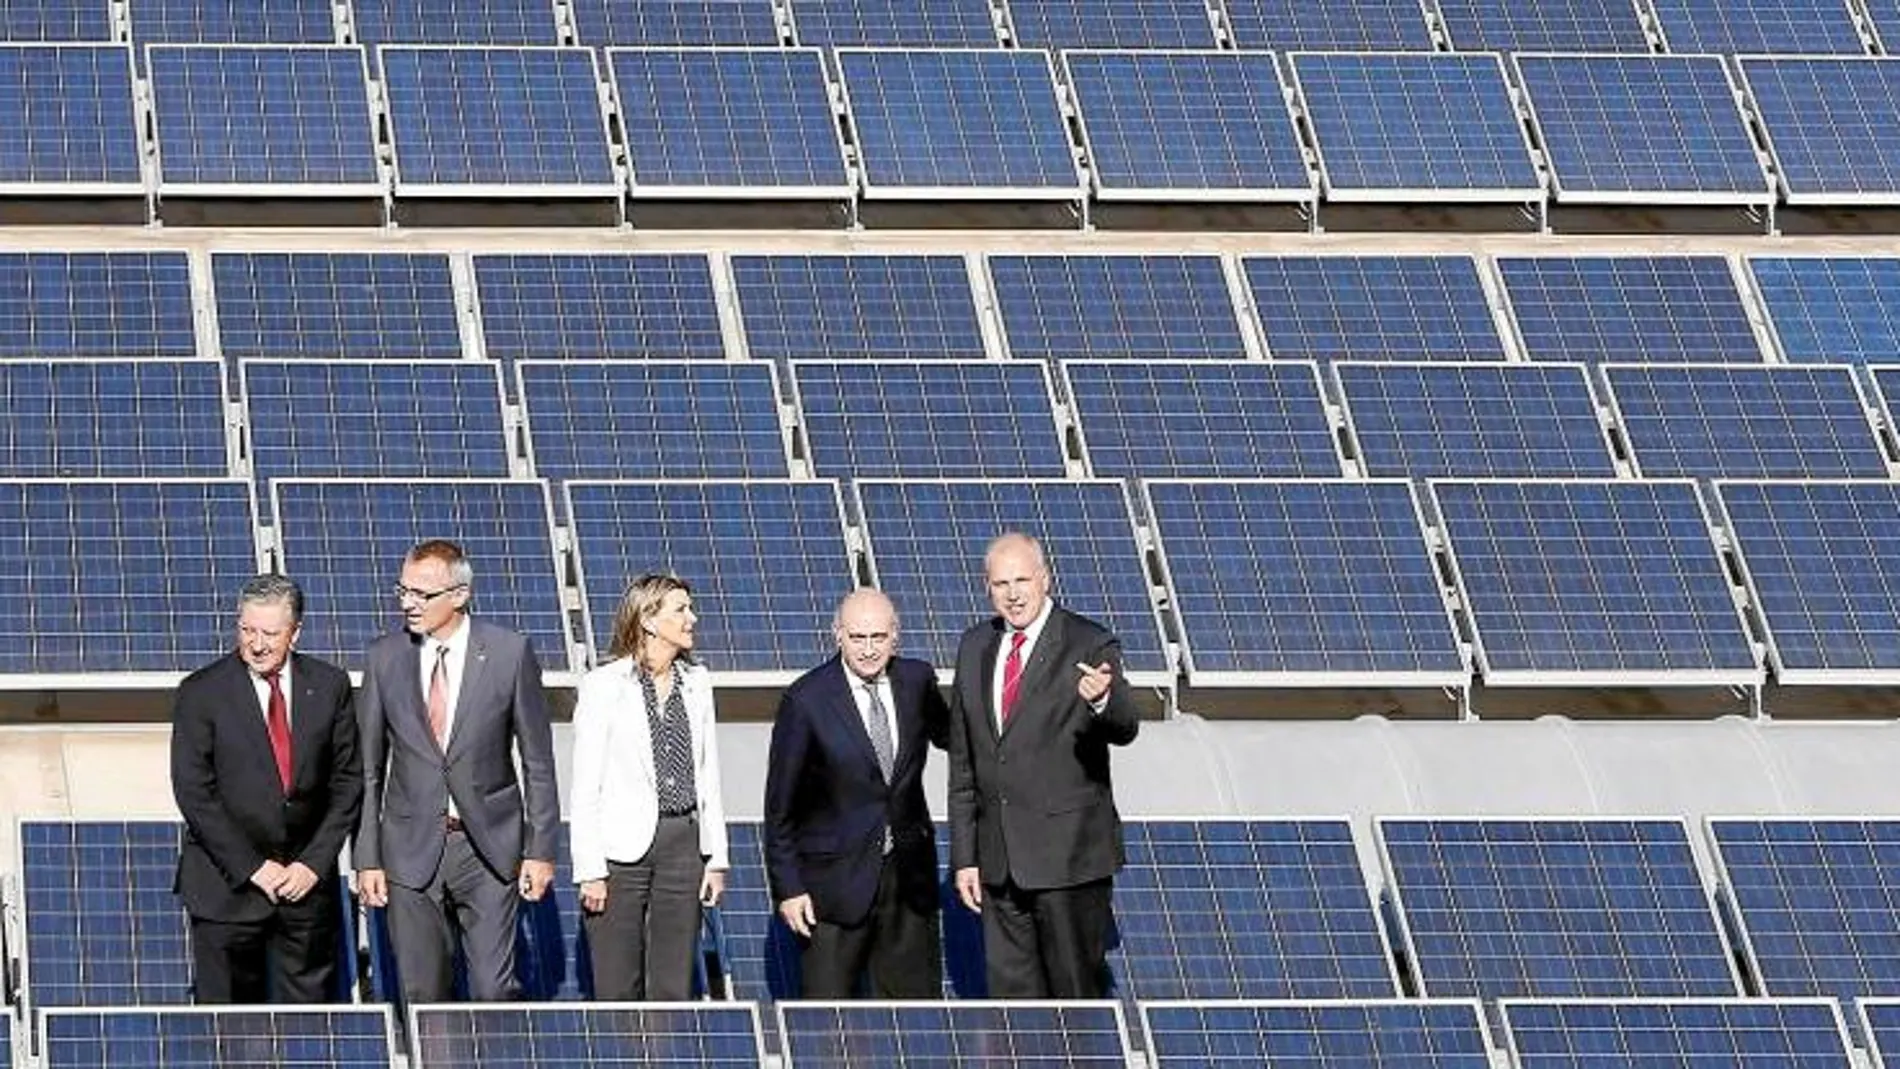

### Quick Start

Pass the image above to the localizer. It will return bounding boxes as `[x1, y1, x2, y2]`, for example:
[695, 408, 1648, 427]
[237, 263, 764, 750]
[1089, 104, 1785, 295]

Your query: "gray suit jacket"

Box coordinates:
[354, 617, 559, 888]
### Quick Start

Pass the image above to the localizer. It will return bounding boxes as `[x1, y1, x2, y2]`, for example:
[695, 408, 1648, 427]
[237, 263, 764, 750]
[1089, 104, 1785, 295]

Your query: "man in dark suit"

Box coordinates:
[171, 573, 361, 1004]
[353, 539, 559, 1004]
[948, 531, 1140, 999]
[764, 588, 951, 998]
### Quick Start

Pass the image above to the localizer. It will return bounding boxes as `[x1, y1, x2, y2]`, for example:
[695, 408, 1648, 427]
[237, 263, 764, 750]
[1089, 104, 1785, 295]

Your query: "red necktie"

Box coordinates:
[1000, 630, 1028, 726]
[264, 669, 292, 791]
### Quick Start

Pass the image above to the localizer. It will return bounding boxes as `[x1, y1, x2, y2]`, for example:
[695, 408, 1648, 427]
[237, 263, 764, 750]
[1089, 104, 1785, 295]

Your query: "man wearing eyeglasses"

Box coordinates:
[352, 539, 558, 1004]
[763, 587, 951, 997]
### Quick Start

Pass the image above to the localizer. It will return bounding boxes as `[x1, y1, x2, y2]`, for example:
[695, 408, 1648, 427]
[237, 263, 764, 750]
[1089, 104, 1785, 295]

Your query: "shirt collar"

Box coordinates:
[1011, 598, 1055, 646]
[427, 615, 469, 657]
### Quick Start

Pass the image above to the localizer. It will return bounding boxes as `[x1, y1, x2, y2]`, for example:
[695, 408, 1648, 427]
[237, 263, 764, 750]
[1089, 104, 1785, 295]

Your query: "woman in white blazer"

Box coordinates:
[569, 573, 728, 1000]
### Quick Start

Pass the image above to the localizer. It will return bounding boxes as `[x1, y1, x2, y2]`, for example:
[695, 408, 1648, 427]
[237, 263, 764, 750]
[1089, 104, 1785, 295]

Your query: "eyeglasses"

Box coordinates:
[393, 582, 467, 604]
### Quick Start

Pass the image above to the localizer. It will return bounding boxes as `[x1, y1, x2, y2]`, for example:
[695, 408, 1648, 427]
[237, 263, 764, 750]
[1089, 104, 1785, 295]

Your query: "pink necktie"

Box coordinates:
[427, 646, 450, 748]
[1000, 630, 1027, 725]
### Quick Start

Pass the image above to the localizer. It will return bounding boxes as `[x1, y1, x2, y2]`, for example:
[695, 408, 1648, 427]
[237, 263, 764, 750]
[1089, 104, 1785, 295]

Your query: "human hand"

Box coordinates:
[700, 868, 726, 907]
[278, 862, 320, 903]
[519, 859, 554, 901]
[778, 893, 815, 936]
[250, 859, 289, 903]
[356, 868, 388, 907]
[955, 867, 983, 913]
[1076, 661, 1113, 704]
[579, 879, 607, 914]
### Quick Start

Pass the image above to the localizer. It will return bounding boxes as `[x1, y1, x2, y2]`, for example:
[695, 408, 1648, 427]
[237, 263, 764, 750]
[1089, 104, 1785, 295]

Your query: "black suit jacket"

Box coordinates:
[764, 654, 950, 928]
[171, 651, 362, 923]
[947, 606, 1139, 891]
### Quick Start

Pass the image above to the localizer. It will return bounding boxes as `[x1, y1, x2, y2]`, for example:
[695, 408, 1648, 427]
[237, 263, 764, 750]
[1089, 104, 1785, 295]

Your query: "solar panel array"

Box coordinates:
[732, 254, 985, 361]
[0, 251, 196, 357]
[0, 359, 229, 477]
[212, 251, 462, 359]
[987, 254, 1246, 361]
[569, 0, 780, 45]
[793, 360, 1067, 478]
[1245, 256, 1506, 361]
[0, 45, 141, 190]
[1651, 0, 1865, 54]
[1, 0, 113, 41]
[1224, 0, 1434, 49]
[20, 819, 193, 1009]
[1604, 364, 1886, 479]
[352, 0, 560, 45]
[778, 1001, 1133, 1068]
[1500, 998, 1855, 1068]
[1336, 362, 1615, 478]
[790, 0, 996, 46]
[1752, 257, 1900, 364]
[1141, 1000, 1494, 1068]
[519, 361, 788, 480]
[1065, 360, 1341, 478]
[1006, 0, 1217, 47]
[410, 1004, 765, 1067]
[1861, 1001, 1900, 1069]
[41, 1008, 397, 1069]
[128, 0, 336, 46]
[473, 253, 724, 361]
[1438, 0, 1649, 50]
[1498, 256, 1764, 363]
[1740, 58, 1900, 204]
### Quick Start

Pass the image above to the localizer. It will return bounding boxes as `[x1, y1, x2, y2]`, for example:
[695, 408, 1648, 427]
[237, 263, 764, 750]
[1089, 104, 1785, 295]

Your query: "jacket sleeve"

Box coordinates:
[567, 670, 611, 883]
[760, 685, 810, 901]
[169, 676, 266, 887]
[511, 637, 560, 865]
[1086, 633, 1140, 747]
[917, 661, 952, 752]
[298, 668, 362, 876]
[695, 669, 729, 872]
[353, 646, 386, 872]
[946, 642, 980, 873]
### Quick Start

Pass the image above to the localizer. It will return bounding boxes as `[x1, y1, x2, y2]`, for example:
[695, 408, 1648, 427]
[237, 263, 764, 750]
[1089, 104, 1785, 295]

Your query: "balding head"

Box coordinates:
[834, 587, 899, 682]
[984, 531, 1052, 630]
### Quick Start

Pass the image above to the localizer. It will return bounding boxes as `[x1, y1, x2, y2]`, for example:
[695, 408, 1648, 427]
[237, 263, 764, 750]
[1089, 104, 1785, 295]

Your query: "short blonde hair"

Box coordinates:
[607, 573, 695, 665]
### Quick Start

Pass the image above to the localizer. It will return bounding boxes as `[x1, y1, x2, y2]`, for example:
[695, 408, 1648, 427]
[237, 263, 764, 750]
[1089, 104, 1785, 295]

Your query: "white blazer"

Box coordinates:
[568, 657, 729, 883]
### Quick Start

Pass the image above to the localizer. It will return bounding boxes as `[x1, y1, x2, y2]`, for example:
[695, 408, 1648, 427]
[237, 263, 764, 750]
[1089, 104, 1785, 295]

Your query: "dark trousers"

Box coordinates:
[801, 857, 942, 999]
[981, 876, 1113, 998]
[189, 886, 337, 1004]
[385, 828, 520, 1004]
[584, 814, 705, 1001]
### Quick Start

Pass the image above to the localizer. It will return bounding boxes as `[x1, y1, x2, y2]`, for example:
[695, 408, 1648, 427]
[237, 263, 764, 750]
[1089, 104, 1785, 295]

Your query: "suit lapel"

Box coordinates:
[978, 625, 1002, 741]
[221, 655, 282, 790]
[445, 622, 488, 757]
[827, 659, 885, 780]
[888, 662, 919, 772]
[286, 653, 329, 789]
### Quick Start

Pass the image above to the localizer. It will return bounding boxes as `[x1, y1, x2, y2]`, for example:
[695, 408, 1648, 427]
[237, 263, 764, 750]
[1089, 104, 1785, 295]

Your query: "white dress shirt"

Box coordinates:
[849, 673, 898, 768]
[990, 598, 1054, 731]
[249, 660, 291, 727]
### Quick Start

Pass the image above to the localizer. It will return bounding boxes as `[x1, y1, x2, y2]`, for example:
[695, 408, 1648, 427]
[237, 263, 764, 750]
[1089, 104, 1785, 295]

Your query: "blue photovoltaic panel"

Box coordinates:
[1501, 999, 1854, 1069]
[790, 0, 994, 45]
[1225, 0, 1432, 49]
[0, 45, 140, 188]
[1382, 818, 1741, 1000]
[1065, 51, 1313, 199]
[0, 481, 256, 675]
[1604, 364, 1885, 479]
[129, 0, 334, 45]
[1065, 360, 1341, 477]
[779, 1002, 1132, 1068]
[43, 1008, 396, 1069]
[1740, 58, 1900, 203]
[989, 255, 1245, 361]
[566, 480, 851, 671]
[1007, 0, 1216, 47]
[1438, 0, 1647, 50]
[272, 479, 568, 672]
[381, 46, 614, 191]
[0, 359, 228, 477]
[732, 255, 983, 361]
[1244, 256, 1505, 361]
[148, 45, 377, 190]
[1653, 0, 1863, 54]
[1143, 1000, 1492, 1068]
[855, 479, 1167, 674]
[21, 820, 192, 1008]
[410, 1005, 764, 1067]
[1864, 1001, 1900, 1069]
[0, 251, 195, 357]
[519, 361, 789, 480]
[1717, 481, 1900, 678]
[1145, 480, 1465, 684]
[352, 0, 558, 44]
[212, 252, 460, 359]
[1433, 479, 1757, 681]
[1517, 55, 1768, 201]
[1337, 362, 1614, 478]
[793, 360, 1067, 478]
[611, 48, 848, 195]
[1500, 256, 1764, 363]
[571, 0, 780, 45]
[839, 49, 1079, 195]
[1714, 819, 1900, 999]
[1752, 257, 1900, 364]
[474, 253, 723, 362]
[1875, 1, 1900, 49]
[716, 821, 802, 1003]
[2, 0, 112, 40]
[1290, 53, 1540, 199]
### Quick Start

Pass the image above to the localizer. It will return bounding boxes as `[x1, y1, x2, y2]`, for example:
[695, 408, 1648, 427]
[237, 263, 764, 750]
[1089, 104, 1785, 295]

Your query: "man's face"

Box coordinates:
[397, 556, 469, 639]
[835, 594, 898, 682]
[986, 544, 1050, 631]
[236, 599, 299, 676]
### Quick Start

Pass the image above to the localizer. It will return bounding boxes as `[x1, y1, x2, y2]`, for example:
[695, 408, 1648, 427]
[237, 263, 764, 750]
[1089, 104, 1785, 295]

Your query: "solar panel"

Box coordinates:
[988, 255, 1246, 361]
[1064, 50, 1314, 201]
[1438, 0, 1648, 50]
[1716, 480, 1900, 681]
[1144, 479, 1466, 686]
[2, 0, 113, 40]
[212, 251, 461, 359]
[520, 361, 787, 481]
[1499, 256, 1765, 363]
[1337, 361, 1614, 478]
[790, 0, 995, 45]
[20, 819, 193, 1009]
[570, 0, 780, 45]
[1432, 479, 1759, 685]
[0, 358, 229, 477]
[1381, 818, 1741, 999]
[714, 821, 802, 1003]
[128, 0, 335, 45]
[1712, 818, 1900, 998]
[0, 251, 195, 358]
[778, 1001, 1133, 1067]
[474, 253, 722, 362]
[1652, 0, 1864, 54]
[1289, 52, 1542, 201]
[1739, 58, 1900, 204]
[1007, 0, 1216, 47]
[1500, 998, 1854, 1068]
[0, 45, 141, 192]
[731, 255, 984, 361]
[271, 478, 569, 673]
[838, 48, 1081, 197]
[352, 0, 558, 44]
[410, 1004, 766, 1067]
[792, 360, 1067, 478]
[42, 1007, 398, 1068]
[1224, 0, 1433, 49]
[1064, 360, 1341, 477]
[1516, 54, 1770, 203]
[148, 45, 379, 194]
[380, 46, 616, 195]
[0, 1015, 8, 1068]
[1859, 1000, 1900, 1069]
[1142, 999, 1493, 1068]
[0, 480, 258, 676]
[610, 47, 850, 197]
[1244, 255, 1505, 361]
[1751, 257, 1900, 364]
[1603, 364, 1886, 478]
[565, 480, 852, 674]
[854, 479, 1167, 675]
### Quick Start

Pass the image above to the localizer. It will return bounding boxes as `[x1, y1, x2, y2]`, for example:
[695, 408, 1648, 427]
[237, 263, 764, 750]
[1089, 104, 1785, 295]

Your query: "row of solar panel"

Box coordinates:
[6, 45, 1899, 207]
[4, 249, 1899, 366]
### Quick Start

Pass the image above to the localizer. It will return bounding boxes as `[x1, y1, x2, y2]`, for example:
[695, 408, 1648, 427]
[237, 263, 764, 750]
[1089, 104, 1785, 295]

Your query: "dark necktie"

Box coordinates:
[264, 669, 291, 790]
